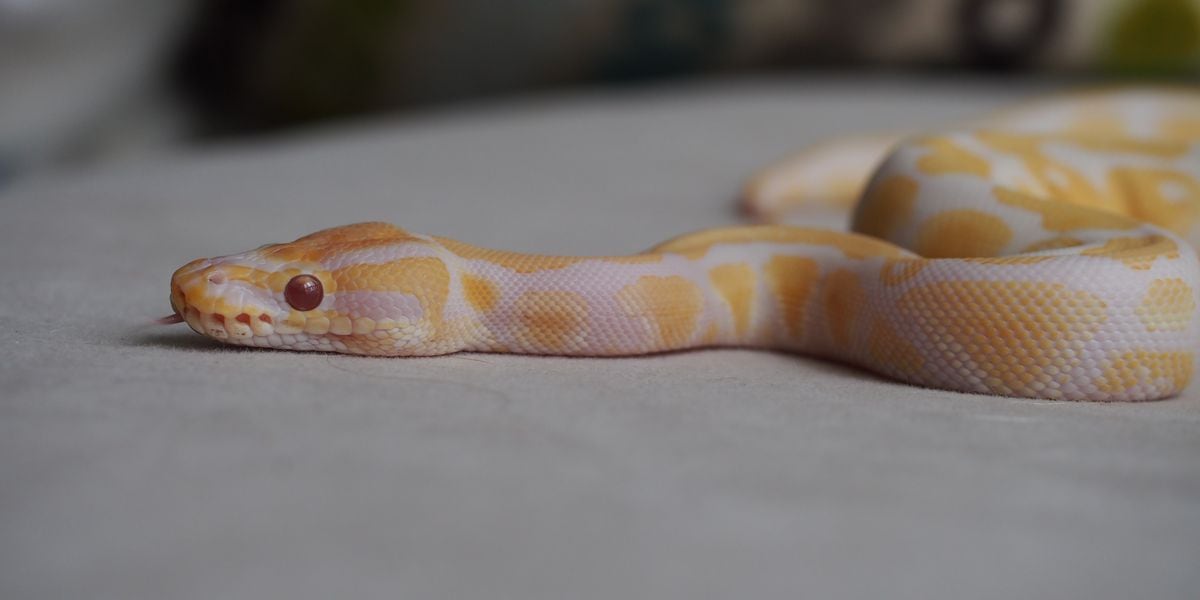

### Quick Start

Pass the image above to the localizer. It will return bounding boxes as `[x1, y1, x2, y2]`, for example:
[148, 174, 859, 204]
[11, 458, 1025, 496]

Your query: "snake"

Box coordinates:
[162, 88, 1200, 402]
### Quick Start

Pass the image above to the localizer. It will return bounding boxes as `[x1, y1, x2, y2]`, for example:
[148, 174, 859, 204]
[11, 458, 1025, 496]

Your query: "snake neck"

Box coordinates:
[434, 234, 872, 357]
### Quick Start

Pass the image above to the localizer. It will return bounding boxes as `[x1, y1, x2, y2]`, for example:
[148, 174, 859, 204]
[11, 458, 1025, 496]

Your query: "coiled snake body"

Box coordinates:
[167, 89, 1200, 401]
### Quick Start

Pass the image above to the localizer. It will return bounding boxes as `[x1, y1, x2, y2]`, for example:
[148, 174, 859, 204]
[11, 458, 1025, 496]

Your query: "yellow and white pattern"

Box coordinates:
[168, 89, 1200, 401]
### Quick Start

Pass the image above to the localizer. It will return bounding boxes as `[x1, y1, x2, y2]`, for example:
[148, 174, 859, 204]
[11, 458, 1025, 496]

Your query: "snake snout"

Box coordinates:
[168, 257, 282, 343]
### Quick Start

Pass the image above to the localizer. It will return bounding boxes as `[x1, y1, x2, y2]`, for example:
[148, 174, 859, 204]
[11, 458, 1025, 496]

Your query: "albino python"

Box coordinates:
[163, 88, 1200, 402]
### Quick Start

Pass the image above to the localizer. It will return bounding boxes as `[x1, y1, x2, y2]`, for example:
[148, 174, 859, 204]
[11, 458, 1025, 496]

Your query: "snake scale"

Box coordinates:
[165, 89, 1200, 401]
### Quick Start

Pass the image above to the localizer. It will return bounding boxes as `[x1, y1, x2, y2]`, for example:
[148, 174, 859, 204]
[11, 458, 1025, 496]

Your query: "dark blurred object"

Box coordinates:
[176, 0, 413, 131]
[176, 0, 1200, 132]
[2, 0, 1197, 176]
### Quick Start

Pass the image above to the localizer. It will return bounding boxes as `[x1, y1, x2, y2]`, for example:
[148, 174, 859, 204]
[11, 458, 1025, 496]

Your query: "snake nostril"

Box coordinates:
[208, 271, 226, 285]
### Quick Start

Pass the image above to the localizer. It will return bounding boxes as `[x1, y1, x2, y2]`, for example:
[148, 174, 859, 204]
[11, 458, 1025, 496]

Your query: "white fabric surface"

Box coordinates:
[2, 76, 1198, 600]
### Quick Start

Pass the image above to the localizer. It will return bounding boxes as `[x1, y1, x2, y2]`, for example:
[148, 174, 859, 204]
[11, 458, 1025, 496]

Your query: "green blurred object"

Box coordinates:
[1104, 0, 1200, 73]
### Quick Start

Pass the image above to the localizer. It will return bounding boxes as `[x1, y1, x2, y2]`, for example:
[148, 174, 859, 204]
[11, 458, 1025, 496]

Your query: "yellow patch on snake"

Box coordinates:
[836, 234, 910, 260]
[708, 263, 757, 336]
[1080, 235, 1180, 270]
[1072, 135, 1189, 159]
[651, 225, 908, 261]
[899, 281, 1108, 398]
[513, 290, 589, 352]
[1109, 167, 1200, 235]
[353, 317, 376, 335]
[822, 174, 868, 208]
[329, 316, 353, 336]
[334, 258, 445, 292]
[263, 223, 426, 262]
[763, 255, 820, 340]
[915, 210, 1012, 258]
[295, 222, 414, 245]
[334, 257, 451, 322]
[917, 138, 991, 177]
[180, 296, 255, 324]
[854, 175, 918, 240]
[210, 264, 267, 287]
[461, 273, 500, 312]
[303, 316, 331, 335]
[1097, 350, 1194, 396]
[821, 270, 865, 348]
[1022, 236, 1085, 253]
[279, 311, 308, 334]
[963, 256, 1055, 265]
[867, 318, 924, 376]
[1135, 279, 1195, 332]
[265, 269, 296, 294]
[437, 238, 662, 274]
[980, 129, 1187, 163]
[880, 259, 927, 286]
[1161, 116, 1200, 143]
[977, 132, 1106, 206]
[616, 276, 704, 348]
[1063, 106, 1126, 139]
[994, 187, 1138, 232]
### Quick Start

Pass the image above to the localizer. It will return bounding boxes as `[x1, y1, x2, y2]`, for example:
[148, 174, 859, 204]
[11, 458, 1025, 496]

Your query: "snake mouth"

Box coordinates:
[176, 302, 277, 341]
[168, 276, 280, 341]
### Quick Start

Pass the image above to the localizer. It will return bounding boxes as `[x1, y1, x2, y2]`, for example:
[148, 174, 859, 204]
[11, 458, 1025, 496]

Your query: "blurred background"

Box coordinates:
[1, 0, 1197, 184]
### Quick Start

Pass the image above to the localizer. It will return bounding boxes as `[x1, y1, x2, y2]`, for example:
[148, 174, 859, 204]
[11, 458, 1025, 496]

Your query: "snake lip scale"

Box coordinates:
[163, 89, 1200, 402]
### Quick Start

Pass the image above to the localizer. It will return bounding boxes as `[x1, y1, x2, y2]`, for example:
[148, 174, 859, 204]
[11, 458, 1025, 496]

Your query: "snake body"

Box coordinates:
[169, 89, 1200, 401]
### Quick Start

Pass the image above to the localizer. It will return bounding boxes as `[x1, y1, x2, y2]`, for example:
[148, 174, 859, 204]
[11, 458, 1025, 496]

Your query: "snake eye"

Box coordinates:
[284, 274, 324, 311]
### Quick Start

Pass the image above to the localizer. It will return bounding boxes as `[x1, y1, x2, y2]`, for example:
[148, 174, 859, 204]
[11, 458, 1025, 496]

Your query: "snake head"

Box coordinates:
[168, 222, 458, 355]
